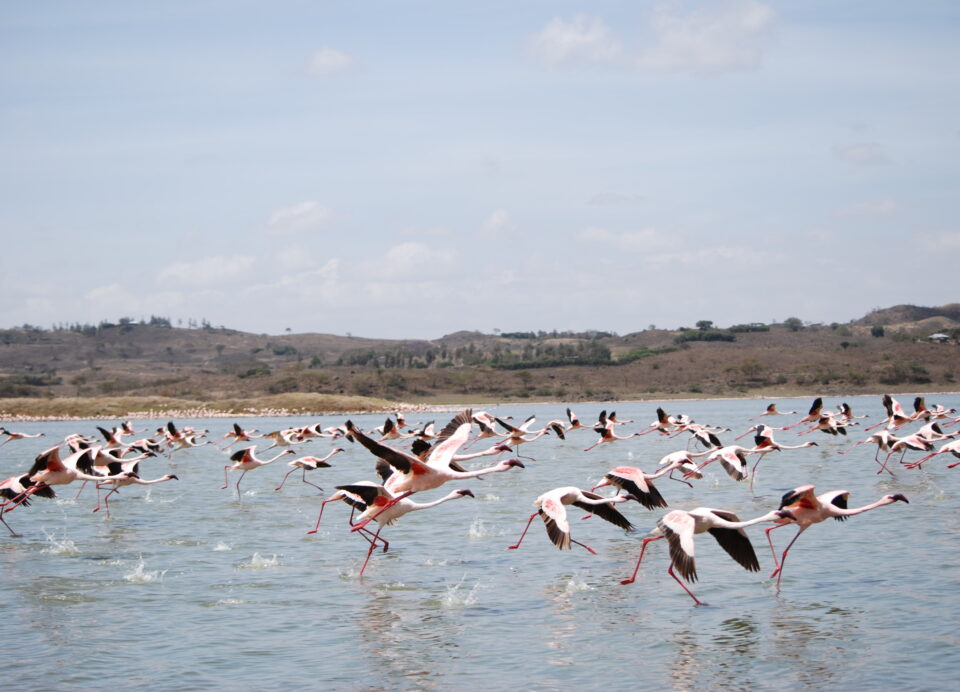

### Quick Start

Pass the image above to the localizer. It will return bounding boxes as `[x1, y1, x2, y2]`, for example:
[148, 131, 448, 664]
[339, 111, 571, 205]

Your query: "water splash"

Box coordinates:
[124, 556, 167, 583]
[238, 552, 280, 569]
[41, 529, 79, 555]
[468, 517, 501, 538]
[481, 493, 501, 502]
[213, 542, 233, 551]
[441, 575, 480, 607]
[562, 578, 593, 593]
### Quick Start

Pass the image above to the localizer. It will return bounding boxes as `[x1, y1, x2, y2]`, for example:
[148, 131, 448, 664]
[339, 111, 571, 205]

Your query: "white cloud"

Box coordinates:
[840, 199, 899, 216]
[529, 14, 625, 67]
[482, 209, 512, 234]
[586, 192, 645, 206]
[156, 255, 256, 287]
[308, 47, 354, 75]
[579, 226, 667, 252]
[266, 201, 333, 235]
[378, 242, 457, 280]
[275, 244, 318, 272]
[832, 142, 890, 166]
[919, 231, 960, 252]
[636, 0, 775, 75]
[530, 3, 775, 75]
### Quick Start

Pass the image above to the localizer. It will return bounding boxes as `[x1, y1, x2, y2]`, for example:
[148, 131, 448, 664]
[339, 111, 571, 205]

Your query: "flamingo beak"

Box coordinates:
[505, 459, 525, 468]
[890, 493, 909, 503]
[169, 474, 180, 480]
[458, 489, 475, 498]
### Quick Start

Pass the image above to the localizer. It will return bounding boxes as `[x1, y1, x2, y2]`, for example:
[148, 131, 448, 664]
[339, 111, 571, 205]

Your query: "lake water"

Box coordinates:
[2, 394, 959, 690]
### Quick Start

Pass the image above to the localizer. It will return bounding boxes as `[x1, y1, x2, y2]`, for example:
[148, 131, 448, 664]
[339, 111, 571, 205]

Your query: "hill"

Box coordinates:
[1, 306, 957, 417]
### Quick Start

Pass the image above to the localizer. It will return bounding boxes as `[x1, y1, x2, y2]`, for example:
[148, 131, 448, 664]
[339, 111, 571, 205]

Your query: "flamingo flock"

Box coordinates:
[1, 394, 954, 604]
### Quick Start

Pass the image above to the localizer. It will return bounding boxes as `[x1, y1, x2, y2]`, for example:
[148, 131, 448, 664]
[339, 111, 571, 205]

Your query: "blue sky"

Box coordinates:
[2, 1, 958, 338]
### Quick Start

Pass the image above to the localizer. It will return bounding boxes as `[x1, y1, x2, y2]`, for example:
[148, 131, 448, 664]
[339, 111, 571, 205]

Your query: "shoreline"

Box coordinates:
[3, 390, 958, 423]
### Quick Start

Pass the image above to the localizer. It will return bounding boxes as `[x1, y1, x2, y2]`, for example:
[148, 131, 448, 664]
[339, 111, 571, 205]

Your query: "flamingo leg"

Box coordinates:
[275, 468, 296, 491]
[571, 538, 597, 554]
[0, 510, 19, 537]
[668, 470, 694, 488]
[235, 470, 247, 500]
[74, 480, 87, 500]
[3, 486, 38, 512]
[507, 512, 538, 550]
[620, 535, 663, 585]
[667, 564, 704, 606]
[299, 468, 323, 491]
[307, 497, 343, 534]
[221, 465, 230, 489]
[904, 451, 937, 470]
[764, 522, 794, 576]
[358, 525, 386, 577]
[771, 526, 806, 590]
[101, 487, 117, 518]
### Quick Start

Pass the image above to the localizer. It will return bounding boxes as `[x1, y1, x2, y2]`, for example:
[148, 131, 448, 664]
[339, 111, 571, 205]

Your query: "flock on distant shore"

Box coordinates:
[1, 393, 958, 605]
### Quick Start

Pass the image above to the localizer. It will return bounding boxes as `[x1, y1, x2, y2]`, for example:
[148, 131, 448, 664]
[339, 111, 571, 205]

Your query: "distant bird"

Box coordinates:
[798, 413, 848, 437]
[220, 423, 262, 449]
[262, 428, 305, 450]
[334, 483, 475, 576]
[0, 427, 45, 448]
[222, 447, 295, 499]
[274, 448, 345, 492]
[764, 485, 909, 590]
[750, 403, 797, 420]
[782, 397, 824, 431]
[507, 486, 634, 554]
[636, 408, 679, 436]
[583, 425, 640, 452]
[619, 507, 791, 605]
[747, 425, 818, 489]
[864, 394, 917, 432]
[655, 450, 710, 487]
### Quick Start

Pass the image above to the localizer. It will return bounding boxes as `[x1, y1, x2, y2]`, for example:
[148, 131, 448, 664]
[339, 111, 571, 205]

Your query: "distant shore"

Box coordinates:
[2, 389, 957, 423]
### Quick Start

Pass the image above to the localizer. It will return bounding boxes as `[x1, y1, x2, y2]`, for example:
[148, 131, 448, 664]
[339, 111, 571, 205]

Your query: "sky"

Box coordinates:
[1, 1, 958, 339]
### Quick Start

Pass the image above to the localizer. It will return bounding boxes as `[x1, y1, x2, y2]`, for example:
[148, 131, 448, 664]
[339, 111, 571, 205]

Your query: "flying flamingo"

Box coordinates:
[333, 483, 475, 576]
[746, 425, 818, 489]
[764, 485, 909, 590]
[4, 446, 135, 511]
[879, 433, 934, 473]
[0, 473, 56, 536]
[507, 487, 635, 553]
[782, 397, 825, 431]
[837, 429, 901, 470]
[618, 506, 792, 604]
[655, 450, 711, 487]
[222, 447, 295, 499]
[93, 461, 179, 516]
[750, 403, 798, 420]
[344, 413, 524, 532]
[591, 467, 669, 510]
[864, 394, 917, 432]
[637, 408, 679, 436]
[275, 448, 345, 492]
[583, 425, 640, 452]
[694, 445, 764, 483]
[903, 439, 960, 469]
[0, 427, 45, 448]
[220, 423, 262, 449]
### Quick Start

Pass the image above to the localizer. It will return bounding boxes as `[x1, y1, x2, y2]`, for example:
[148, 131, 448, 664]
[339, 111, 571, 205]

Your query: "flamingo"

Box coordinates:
[4, 446, 135, 511]
[590, 466, 669, 510]
[904, 439, 960, 469]
[93, 461, 179, 516]
[333, 483, 475, 576]
[782, 397, 824, 431]
[618, 507, 791, 604]
[583, 425, 640, 452]
[0, 427, 45, 447]
[694, 445, 764, 483]
[274, 448, 345, 492]
[262, 427, 305, 450]
[747, 425, 818, 489]
[798, 413, 848, 437]
[864, 394, 917, 432]
[222, 447, 295, 499]
[637, 408, 679, 436]
[0, 473, 56, 535]
[344, 413, 524, 532]
[220, 422, 262, 449]
[620, 507, 790, 605]
[655, 450, 711, 487]
[764, 485, 908, 590]
[750, 403, 797, 420]
[880, 433, 934, 473]
[507, 486, 635, 554]
[837, 429, 901, 470]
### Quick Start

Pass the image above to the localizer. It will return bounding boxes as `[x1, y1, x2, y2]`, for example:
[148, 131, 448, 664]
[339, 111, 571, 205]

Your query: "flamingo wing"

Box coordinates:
[428, 410, 473, 468]
[346, 421, 423, 475]
[538, 494, 571, 550]
[659, 511, 698, 582]
[606, 468, 667, 509]
[28, 446, 66, 476]
[572, 491, 634, 531]
[705, 510, 760, 572]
